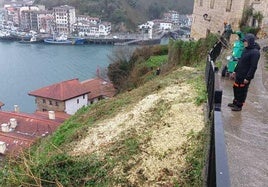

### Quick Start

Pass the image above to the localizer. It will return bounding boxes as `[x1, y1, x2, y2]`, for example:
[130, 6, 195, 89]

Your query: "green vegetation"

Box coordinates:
[239, 6, 263, 35]
[0, 35, 218, 186]
[145, 55, 167, 68]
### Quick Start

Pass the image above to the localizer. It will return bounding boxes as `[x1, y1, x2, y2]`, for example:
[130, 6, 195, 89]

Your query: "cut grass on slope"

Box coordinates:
[1, 66, 210, 187]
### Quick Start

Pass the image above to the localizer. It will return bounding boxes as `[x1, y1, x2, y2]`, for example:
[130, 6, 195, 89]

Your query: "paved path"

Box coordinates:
[219, 39, 268, 187]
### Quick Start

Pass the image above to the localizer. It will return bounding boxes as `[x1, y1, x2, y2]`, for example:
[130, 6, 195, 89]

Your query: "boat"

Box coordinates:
[18, 35, 41, 44]
[44, 34, 73, 45]
[73, 37, 87, 45]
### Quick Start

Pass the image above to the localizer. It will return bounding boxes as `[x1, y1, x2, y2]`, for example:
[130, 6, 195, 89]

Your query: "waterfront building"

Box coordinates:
[28, 78, 89, 115]
[37, 10, 53, 33]
[191, 0, 268, 40]
[28, 78, 116, 115]
[53, 5, 76, 34]
[77, 15, 100, 25]
[74, 20, 111, 37]
[4, 6, 20, 27]
[20, 6, 40, 31]
[98, 21, 111, 36]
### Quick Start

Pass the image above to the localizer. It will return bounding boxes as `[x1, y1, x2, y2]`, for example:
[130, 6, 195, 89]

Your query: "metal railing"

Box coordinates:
[205, 39, 231, 187]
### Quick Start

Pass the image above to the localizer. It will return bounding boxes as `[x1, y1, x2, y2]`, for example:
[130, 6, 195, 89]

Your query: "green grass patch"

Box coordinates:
[145, 55, 168, 68]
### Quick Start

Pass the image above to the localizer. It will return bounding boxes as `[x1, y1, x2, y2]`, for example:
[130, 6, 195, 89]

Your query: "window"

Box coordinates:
[199, 0, 203, 6]
[77, 99, 79, 104]
[55, 101, 59, 106]
[226, 0, 233, 12]
[43, 99, 46, 103]
[210, 0, 215, 9]
[83, 94, 85, 99]
[49, 100, 52, 105]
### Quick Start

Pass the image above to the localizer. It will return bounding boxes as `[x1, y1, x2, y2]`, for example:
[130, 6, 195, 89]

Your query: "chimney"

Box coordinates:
[10, 118, 17, 129]
[0, 141, 7, 154]
[48, 111, 55, 120]
[1, 123, 10, 132]
[14, 105, 20, 113]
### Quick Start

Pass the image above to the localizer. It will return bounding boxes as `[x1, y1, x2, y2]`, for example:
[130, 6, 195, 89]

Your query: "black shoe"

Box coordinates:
[228, 103, 236, 107]
[231, 106, 242, 111]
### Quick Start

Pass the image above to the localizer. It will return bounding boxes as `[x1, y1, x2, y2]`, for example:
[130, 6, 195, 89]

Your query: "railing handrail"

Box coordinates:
[206, 39, 230, 187]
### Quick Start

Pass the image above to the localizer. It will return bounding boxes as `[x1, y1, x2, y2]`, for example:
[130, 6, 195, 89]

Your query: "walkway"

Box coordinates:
[219, 39, 268, 187]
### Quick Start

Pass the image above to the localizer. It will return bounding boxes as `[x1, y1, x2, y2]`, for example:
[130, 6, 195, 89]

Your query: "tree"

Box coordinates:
[107, 47, 135, 90]
[147, 3, 162, 19]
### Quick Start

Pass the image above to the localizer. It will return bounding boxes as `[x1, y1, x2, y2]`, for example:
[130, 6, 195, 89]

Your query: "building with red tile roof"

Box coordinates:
[28, 78, 90, 115]
[28, 78, 116, 114]
[81, 78, 116, 104]
[0, 110, 67, 155]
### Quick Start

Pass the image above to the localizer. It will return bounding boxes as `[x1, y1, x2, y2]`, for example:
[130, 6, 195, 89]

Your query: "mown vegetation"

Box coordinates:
[0, 34, 218, 186]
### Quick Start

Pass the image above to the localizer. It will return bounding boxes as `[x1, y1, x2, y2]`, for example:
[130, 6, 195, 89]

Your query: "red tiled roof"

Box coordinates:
[34, 111, 70, 122]
[0, 111, 64, 155]
[81, 78, 116, 100]
[28, 78, 90, 101]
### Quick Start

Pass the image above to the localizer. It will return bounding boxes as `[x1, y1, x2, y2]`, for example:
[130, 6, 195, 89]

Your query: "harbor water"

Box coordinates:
[0, 41, 114, 113]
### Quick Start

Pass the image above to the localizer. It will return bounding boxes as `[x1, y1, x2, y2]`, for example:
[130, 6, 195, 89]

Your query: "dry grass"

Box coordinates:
[69, 67, 206, 186]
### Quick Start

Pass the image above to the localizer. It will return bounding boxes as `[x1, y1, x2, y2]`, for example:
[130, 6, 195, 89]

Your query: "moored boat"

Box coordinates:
[18, 35, 42, 44]
[44, 34, 73, 45]
[73, 38, 87, 45]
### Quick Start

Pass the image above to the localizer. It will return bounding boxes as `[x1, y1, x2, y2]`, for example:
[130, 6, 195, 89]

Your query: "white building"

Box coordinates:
[28, 78, 116, 115]
[159, 21, 173, 30]
[77, 15, 100, 24]
[164, 10, 180, 23]
[53, 5, 76, 34]
[28, 79, 89, 115]
[74, 20, 111, 37]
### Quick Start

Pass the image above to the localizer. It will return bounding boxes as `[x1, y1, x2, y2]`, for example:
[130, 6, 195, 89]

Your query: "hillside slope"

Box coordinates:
[1, 65, 209, 186]
[68, 67, 206, 186]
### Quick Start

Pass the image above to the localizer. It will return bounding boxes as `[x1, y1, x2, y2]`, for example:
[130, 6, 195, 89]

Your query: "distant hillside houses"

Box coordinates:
[138, 10, 192, 32]
[0, 2, 111, 36]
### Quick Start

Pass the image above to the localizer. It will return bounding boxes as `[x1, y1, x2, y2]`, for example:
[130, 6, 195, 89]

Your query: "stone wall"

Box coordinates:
[190, 0, 263, 40]
[35, 97, 65, 112]
[252, 0, 268, 37]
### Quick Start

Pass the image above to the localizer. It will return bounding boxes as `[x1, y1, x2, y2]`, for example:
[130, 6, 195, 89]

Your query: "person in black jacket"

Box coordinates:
[228, 33, 260, 111]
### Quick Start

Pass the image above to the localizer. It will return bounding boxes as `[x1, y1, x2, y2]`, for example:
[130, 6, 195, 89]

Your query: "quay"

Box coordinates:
[0, 29, 188, 45]
[0, 34, 162, 45]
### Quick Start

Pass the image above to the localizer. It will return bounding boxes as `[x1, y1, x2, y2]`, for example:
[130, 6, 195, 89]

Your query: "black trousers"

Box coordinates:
[233, 81, 250, 108]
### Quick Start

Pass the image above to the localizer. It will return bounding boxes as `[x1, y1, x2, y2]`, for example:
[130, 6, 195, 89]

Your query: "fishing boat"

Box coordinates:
[44, 34, 73, 45]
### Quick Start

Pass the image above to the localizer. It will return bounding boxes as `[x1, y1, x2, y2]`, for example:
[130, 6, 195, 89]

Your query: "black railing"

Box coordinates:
[205, 40, 231, 187]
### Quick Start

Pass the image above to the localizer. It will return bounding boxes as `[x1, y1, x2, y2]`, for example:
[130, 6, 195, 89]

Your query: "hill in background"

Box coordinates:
[34, 0, 194, 31]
